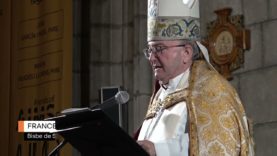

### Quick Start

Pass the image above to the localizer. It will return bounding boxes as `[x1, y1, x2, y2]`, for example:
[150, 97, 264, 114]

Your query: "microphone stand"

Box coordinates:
[48, 140, 68, 156]
[47, 91, 129, 156]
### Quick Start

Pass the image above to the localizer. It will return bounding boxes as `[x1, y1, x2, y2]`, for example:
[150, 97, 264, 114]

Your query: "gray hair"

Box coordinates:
[179, 40, 201, 60]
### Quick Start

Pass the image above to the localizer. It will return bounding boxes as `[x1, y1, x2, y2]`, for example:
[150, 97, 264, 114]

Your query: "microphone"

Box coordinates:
[97, 90, 129, 110]
[48, 91, 129, 129]
[58, 91, 129, 116]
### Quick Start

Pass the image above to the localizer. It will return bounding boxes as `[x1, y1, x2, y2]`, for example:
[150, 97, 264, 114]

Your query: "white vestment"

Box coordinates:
[138, 69, 190, 156]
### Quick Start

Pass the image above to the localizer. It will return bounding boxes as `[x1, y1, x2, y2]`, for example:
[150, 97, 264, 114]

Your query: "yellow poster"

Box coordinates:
[9, 0, 72, 155]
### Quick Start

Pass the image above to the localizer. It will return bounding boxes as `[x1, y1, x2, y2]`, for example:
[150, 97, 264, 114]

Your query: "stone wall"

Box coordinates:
[132, 0, 153, 134]
[201, 0, 277, 155]
[73, 0, 152, 135]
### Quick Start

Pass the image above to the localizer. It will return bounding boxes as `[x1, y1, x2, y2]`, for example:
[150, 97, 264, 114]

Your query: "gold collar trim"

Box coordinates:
[145, 88, 188, 119]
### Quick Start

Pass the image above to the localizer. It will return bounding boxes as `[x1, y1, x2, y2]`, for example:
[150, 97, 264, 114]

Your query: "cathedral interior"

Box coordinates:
[1, 0, 277, 155]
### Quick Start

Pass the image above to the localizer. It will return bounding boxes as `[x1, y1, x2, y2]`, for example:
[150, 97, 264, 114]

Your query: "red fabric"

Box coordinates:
[133, 125, 142, 140]
[154, 80, 160, 94]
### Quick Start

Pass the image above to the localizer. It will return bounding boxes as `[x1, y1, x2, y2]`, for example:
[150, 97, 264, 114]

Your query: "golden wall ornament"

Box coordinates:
[206, 8, 250, 80]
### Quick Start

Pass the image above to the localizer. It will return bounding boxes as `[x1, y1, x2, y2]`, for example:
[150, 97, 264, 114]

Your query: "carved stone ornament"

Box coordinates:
[206, 8, 250, 80]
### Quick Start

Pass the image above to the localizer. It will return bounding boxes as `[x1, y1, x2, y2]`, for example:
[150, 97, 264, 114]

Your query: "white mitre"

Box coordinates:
[147, 0, 214, 67]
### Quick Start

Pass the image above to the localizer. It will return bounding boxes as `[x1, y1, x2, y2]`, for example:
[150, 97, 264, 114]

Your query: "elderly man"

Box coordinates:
[136, 0, 254, 156]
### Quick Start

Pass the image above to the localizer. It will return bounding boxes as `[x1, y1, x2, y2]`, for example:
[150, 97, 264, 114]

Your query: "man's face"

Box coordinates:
[147, 40, 192, 84]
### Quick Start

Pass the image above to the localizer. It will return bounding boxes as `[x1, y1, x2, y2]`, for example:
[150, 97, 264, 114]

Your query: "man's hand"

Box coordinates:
[137, 140, 156, 156]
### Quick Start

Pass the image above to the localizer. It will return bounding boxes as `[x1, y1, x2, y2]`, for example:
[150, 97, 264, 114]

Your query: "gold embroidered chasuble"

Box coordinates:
[145, 60, 254, 156]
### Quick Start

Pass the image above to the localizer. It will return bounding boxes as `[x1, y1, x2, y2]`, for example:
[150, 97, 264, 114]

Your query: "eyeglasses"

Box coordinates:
[143, 44, 186, 59]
